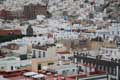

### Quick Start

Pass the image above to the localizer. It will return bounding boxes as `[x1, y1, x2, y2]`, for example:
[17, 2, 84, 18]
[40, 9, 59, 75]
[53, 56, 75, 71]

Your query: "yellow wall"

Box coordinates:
[32, 58, 58, 72]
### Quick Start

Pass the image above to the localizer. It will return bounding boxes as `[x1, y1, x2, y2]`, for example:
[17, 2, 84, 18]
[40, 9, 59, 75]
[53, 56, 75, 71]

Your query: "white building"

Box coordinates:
[98, 47, 120, 59]
[14, 36, 55, 46]
[30, 36, 54, 46]
[33, 26, 49, 35]
[48, 62, 77, 75]
[32, 45, 56, 59]
[11, 44, 28, 55]
[95, 23, 120, 40]
[0, 57, 31, 72]
[53, 32, 79, 40]
[57, 51, 73, 61]
[95, 29, 110, 39]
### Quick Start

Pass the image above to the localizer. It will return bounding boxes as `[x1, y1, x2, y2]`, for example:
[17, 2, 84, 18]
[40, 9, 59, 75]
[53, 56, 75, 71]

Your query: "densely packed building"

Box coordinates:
[0, 0, 119, 80]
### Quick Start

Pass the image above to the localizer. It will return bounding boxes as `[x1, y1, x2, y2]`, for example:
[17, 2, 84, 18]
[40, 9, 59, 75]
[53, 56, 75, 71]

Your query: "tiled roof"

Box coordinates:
[0, 29, 21, 36]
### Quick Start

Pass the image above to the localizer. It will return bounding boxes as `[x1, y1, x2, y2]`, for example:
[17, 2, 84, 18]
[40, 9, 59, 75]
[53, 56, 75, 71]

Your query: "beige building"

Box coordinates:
[32, 58, 58, 72]
[89, 41, 116, 50]
[31, 43, 73, 72]
[31, 44, 57, 72]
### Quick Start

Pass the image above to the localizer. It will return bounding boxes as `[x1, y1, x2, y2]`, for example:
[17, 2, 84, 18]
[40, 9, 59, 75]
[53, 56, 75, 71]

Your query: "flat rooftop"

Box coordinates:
[8, 75, 75, 80]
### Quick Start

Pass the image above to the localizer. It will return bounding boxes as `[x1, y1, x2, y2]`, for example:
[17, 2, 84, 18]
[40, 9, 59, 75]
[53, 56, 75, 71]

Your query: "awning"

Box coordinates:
[32, 74, 45, 78]
[24, 72, 38, 77]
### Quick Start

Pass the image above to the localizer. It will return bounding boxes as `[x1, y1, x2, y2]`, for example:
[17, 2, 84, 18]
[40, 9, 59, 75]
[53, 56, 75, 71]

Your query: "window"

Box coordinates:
[33, 50, 36, 54]
[112, 31, 114, 35]
[1, 66, 4, 70]
[11, 66, 13, 70]
[39, 51, 41, 58]
[118, 32, 119, 34]
[32, 50, 36, 58]
[110, 50, 112, 53]
[38, 42, 40, 45]
[62, 71, 66, 74]
[98, 48, 101, 51]
[73, 69, 75, 72]
[43, 52, 46, 57]
[106, 50, 108, 53]
[61, 56, 65, 60]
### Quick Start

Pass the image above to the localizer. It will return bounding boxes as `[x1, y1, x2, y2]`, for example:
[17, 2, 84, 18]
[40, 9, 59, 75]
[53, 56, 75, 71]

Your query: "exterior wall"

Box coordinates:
[57, 53, 73, 60]
[0, 59, 31, 72]
[56, 44, 67, 52]
[98, 48, 120, 59]
[32, 58, 57, 72]
[32, 49, 47, 58]
[32, 59, 38, 72]
[53, 32, 79, 40]
[31, 46, 57, 72]
[95, 23, 120, 39]
[47, 47, 56, 58]
[89, 41, 116, 50]
[30, 36, 54, 46]
[32, 46, 56, 59]
[12, 45, 27, 55]
[49, 64, 77, 75]
[33, 27, 49, 35]
[96, 30, 110, 39]
[56, 67, 77, 75]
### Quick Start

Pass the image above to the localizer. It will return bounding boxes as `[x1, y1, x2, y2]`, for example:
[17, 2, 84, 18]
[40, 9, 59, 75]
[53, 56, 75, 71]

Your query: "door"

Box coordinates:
[38, 64, 41, 70]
